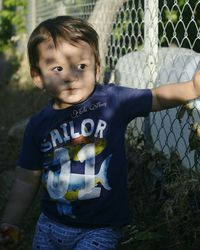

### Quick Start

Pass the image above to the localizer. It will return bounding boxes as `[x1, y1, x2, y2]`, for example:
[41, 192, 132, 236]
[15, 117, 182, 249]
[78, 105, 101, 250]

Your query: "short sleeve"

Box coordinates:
[18, 119, 42, 170]
[114, 85, 152, 123]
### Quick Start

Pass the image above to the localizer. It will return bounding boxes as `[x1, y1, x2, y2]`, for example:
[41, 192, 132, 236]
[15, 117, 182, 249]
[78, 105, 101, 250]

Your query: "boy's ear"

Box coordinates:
[95, 64, 100, 82]
[30, 68, 44, 89]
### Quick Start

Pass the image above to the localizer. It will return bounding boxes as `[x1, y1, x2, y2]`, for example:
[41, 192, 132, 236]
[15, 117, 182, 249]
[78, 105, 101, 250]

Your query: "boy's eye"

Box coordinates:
[77, 64, 86, 70]
[53, 66, 63, 72]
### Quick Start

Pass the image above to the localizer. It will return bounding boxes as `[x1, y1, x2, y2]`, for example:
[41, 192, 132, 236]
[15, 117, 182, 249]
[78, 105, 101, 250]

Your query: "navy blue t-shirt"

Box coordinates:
[19, 83, 152, 227]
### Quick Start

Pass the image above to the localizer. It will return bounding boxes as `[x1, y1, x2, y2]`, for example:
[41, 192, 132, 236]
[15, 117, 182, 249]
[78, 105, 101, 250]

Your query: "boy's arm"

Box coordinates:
[1, 167, 42, 226]
[151, 71, 200, 111]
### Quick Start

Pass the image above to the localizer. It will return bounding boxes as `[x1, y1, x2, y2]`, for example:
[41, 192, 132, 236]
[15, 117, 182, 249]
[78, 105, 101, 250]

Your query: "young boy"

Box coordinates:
[1, 15, 200, 250]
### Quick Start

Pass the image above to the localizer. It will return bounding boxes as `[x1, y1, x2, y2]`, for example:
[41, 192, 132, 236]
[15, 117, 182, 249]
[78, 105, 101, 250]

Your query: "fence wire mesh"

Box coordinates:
[28, 0, 200, 170]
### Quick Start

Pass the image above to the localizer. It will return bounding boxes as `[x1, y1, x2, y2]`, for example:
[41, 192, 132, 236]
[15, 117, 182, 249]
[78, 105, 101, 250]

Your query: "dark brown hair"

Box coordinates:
[27, 16, 100, 71]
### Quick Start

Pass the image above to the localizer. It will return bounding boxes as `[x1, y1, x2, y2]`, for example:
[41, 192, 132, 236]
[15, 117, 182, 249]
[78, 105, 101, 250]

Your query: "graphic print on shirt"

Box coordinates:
[41, 118, 112, 218]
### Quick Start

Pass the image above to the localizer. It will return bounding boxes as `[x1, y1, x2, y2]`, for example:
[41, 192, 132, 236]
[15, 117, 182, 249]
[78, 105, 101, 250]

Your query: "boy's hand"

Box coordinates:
[0, 223, 23, 248]
[193, 71, 200, 97]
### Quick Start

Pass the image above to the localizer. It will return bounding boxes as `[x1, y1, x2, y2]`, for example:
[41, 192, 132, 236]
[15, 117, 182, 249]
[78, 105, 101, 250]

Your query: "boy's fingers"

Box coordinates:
[0, 227, 9, 242]
[0, 235, 10, 245]
[0, 223, 23, 248]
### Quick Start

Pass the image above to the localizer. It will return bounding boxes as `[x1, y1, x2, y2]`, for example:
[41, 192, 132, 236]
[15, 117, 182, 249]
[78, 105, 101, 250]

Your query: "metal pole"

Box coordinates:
[0, 0, 2, 11]
[27, 0, 36, 35]
[57, 1, 67, 15]
[144, 0, 159, 88]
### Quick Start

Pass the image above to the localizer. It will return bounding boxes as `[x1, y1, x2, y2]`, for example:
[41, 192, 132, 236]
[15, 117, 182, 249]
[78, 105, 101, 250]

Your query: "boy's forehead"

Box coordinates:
[38, 38, 93, 59]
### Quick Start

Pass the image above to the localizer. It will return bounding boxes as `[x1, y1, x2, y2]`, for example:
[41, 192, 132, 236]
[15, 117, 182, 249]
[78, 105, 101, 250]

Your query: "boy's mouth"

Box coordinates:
[66, 87, 77, 90]
[65, 87, 79, 91]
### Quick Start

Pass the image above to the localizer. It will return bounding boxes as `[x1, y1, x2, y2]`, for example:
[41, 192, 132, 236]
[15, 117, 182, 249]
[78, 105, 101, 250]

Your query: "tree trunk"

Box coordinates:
[89, 0, 127, 80]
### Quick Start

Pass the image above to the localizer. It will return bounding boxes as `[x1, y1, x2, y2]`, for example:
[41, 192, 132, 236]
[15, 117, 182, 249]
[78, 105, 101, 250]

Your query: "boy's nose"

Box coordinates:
[64, 70, 79, 83]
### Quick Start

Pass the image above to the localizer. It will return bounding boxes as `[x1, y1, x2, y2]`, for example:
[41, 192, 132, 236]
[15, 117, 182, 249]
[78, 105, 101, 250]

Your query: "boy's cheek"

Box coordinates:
[43, 77, 63, 94]
[44, 82, 62, 96]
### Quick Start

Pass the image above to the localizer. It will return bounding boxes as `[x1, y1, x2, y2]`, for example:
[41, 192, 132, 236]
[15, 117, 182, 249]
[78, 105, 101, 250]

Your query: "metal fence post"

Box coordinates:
[57, 1, 67, 16]
[27, 0, 36, 35]
[144, 0, 159, 88]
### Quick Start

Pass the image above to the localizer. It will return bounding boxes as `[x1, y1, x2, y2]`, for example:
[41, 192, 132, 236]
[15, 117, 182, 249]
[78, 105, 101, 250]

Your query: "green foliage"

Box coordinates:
[107, 0, 200, 69]
[0, 46, 22, 89]
[158, 0, 200, 50]
[0, 0, 27, 51]
[122, 128, 200, 250]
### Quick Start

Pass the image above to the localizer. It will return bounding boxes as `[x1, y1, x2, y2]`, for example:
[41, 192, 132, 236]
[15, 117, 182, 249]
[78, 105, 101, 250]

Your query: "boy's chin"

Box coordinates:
[53, 101, 72, 109]
[53, 97, 86, 109]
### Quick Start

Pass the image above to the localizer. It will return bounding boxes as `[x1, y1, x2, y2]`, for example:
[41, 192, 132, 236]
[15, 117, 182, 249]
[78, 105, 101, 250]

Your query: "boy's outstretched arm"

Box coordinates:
[151, 71, 200, 111]
[0, 167, 41, 246]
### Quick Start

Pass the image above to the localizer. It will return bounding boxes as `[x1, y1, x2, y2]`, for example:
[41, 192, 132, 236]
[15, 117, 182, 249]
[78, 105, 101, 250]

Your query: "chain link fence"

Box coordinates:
[27, 0, 200, 170]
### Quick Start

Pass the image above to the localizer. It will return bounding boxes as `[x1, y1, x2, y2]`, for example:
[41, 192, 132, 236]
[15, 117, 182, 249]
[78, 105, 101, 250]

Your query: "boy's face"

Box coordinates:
[31, 38, 100, 109]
